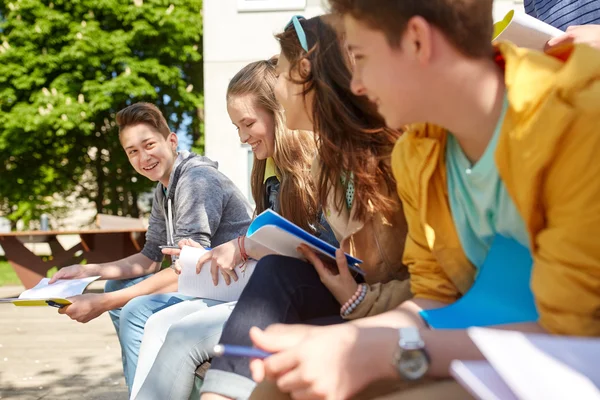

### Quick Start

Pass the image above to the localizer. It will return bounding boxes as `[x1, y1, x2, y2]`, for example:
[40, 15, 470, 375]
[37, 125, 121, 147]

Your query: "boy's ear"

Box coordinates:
[404, 16, 433, 65]
[168, 132, 178, 152]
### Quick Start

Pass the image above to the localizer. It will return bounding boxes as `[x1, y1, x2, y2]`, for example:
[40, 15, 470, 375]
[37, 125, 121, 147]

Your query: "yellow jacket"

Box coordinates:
[391, 42, 600, 336]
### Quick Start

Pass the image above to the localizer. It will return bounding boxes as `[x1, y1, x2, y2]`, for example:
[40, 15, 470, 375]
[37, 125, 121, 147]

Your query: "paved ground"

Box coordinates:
[0, 283, 128, 400]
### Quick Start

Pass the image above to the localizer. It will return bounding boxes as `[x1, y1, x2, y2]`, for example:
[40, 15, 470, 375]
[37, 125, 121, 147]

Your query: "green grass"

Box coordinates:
[0, 259, 68, 287]
[0, 261, 61, 287]
[0, 260, 20, 286]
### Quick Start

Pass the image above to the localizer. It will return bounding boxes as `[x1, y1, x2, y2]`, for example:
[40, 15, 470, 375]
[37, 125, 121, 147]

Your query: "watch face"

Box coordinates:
[399, 349, 429, 380]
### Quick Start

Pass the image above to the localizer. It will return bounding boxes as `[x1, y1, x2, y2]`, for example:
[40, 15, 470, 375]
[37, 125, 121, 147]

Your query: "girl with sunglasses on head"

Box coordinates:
[200, 15, 412, 400]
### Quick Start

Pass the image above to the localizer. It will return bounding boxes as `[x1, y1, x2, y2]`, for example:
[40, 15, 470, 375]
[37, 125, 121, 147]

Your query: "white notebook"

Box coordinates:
[493, 10, 564, 51]
[452, 328, 600, 400]
[451, 360, 518, 400]
[177, 246, 257, 302]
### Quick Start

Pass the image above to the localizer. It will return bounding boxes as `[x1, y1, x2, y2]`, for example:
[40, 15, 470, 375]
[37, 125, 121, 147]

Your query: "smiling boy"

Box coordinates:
[51, 102, 252, 392]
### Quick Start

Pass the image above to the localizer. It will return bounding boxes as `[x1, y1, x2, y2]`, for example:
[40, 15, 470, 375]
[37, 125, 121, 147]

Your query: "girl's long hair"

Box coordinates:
[276, 16, 401, 221]
[227, 58, 319, 231]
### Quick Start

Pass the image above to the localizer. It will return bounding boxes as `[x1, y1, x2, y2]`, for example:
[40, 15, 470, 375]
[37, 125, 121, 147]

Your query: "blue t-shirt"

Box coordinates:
[524, 0, 600, 30]
[445, 96, 529, 269]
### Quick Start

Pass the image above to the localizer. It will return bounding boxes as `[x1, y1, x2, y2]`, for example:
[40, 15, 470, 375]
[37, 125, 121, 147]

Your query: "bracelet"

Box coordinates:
[237, 235, 249, 272]
[341, 284, 367, 317]
[238, 235, 249, 261]
[340, 283, 368, 317]
[341, 284, 363, 314]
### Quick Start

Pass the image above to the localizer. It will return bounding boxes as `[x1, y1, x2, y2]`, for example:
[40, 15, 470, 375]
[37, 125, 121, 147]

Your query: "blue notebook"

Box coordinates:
[420, 235, 539, 329]
[247, 209, 364, 275]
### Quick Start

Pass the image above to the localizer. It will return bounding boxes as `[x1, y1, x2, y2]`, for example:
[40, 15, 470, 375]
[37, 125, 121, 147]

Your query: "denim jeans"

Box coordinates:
[104, 276, 195, 393]
[201, 255, 344, 399]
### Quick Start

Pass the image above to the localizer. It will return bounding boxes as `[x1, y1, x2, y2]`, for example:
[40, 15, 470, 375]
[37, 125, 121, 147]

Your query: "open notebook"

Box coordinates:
[451, 328, 600, 400]
[177, 246, 257, 302]
[247, 209, 364, 276]
[178, 210, 364, 301]
[0, 276, 100, 307]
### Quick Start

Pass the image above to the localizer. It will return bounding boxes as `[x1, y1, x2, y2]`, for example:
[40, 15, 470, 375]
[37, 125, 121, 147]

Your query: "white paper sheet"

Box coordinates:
[493, 10, 564, 51]
[451, 360, 518, 400]
[177, 246, 256, 302]
[18, 276, 101, 300]
[467, 328, 600, 400]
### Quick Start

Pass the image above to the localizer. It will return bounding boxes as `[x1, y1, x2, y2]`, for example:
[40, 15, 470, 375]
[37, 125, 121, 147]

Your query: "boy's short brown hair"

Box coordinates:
[116, 102, 171, 138]
[329, 0, 494, 58]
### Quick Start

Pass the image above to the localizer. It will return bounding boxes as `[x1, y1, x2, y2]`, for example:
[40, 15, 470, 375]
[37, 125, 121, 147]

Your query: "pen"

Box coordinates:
[213, 344, 272, 359]
[46, 300, 67, 309]
[160, 245, 213, 250]
[167, 199, 178, 262]
[159, 245, 181, 250]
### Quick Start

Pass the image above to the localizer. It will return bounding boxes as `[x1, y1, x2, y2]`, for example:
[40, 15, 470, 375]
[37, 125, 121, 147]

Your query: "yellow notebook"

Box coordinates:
[0, 276, 100, 307]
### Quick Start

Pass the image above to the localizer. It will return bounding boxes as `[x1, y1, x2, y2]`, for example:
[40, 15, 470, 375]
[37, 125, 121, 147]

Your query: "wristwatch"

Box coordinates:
[392, 327, 430, 381]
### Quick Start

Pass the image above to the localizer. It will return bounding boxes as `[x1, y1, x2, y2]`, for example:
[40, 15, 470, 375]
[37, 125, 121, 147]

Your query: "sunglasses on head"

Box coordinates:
[285, 15, 309, 52]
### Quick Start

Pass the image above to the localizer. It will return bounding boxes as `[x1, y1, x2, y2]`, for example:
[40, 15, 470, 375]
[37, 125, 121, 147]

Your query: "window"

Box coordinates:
[237, 0, 306, 13]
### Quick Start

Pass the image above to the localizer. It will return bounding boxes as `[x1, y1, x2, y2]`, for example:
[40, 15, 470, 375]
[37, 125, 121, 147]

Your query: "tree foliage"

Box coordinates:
[0, 0, 203, 226]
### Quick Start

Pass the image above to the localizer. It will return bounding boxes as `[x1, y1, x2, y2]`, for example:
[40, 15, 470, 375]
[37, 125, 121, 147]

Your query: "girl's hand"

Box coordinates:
[195, 238, 241, 286]
[297, 244, 359, 305]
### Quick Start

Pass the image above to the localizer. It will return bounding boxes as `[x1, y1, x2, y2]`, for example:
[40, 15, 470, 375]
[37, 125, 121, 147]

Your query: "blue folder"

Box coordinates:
[420, 235, 539, 329]
[247, 209, 364, 275]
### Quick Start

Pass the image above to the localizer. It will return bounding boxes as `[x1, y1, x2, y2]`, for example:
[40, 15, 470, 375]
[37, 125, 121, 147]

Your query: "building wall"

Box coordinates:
[203, 0, 524, 201]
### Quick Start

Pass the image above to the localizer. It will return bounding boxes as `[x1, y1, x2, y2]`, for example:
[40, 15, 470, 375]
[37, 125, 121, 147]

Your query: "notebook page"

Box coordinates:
[248, 209, 362, 266]
[450, 360, 518, 400]
[468, 328, 600, 400]
[18, 276, 101, 300]
[493, 10, 563, 50]
[177, 246, 256, 302]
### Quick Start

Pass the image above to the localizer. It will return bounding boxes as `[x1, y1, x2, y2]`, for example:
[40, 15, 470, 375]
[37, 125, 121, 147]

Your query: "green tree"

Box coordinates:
[0, 0, 203, 227]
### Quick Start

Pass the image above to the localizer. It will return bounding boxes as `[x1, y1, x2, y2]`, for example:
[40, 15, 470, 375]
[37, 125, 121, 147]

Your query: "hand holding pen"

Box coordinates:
[161, 238, 206, 275]
[213, 344, 272, 359]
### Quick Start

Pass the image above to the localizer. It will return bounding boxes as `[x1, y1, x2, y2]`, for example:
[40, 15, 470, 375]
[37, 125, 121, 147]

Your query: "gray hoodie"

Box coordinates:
[141, 151, 253, 262]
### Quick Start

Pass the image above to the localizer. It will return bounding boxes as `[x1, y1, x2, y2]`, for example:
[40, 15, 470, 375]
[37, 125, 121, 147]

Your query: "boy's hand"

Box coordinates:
[249, 324, 397, 400]
[162, 238, 204, 275]
[57, 293, 111, 323]
[546, 24, 600, 51]
[48, 264, 97, 284]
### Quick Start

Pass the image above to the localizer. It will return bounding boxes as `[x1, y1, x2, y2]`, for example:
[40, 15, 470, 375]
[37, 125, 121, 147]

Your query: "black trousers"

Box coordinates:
[209, 254, 345, 379]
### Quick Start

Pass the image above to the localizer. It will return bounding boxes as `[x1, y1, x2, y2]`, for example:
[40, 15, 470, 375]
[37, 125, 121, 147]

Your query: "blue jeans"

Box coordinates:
[104, 276, 195, 393]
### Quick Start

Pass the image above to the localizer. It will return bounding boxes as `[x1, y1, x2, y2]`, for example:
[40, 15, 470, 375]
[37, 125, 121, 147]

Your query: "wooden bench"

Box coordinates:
[96, 213, 146, 230]
[0, 228, 146, 289]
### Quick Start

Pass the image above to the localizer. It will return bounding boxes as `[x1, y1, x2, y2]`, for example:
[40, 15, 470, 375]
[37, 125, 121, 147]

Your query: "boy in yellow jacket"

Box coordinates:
[241, 1, 600, 399]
